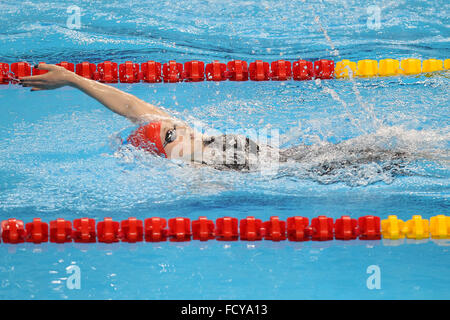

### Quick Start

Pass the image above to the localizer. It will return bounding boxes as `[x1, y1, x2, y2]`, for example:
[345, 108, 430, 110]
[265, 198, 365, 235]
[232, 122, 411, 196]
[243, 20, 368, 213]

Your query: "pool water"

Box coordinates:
[0, 0, 449, 299]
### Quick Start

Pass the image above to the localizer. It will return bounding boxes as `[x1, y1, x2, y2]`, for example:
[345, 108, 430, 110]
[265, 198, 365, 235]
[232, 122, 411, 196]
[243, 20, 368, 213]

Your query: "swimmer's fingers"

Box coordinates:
[20, 81, 44, 87]
[30, 87, 47, 92]
[19, 75, 46, 83]
[20, 82, 48, 91]
[36, 63, 61, 72]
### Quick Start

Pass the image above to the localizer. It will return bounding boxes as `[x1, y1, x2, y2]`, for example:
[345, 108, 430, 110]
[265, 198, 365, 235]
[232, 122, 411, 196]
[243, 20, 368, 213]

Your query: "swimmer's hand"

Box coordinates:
[19, 63, 75, 91]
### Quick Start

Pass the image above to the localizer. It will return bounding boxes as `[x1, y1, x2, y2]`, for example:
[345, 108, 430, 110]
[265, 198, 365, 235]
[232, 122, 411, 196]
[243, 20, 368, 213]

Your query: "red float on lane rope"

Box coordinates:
[227, 60, 249, 81]
[358, 215, 381, 240]
[163, 61, 183, 83]
[249, 60, 270, 81]
[168, 217, 191, 242]
[120, 217, 143, 243]
[205, 61, 227, 81]
[25, 218, 48, 244]
[314, 59, 334, 79]
[192, 216, 215, 241]
[57, 61, 75, 72]
[293, 60, 314, 80]
[240, 216, 263, 241]
[76, 62, 97, 80]
[287, 216, 309, 241]
[141, 61, 162, 83]
[215, 217, 239, 241]
[0, 63, 10, 84]
[50, 218, 72, 243]
[97, 61, 118, 83]
[119, 61, 140, 83]
[73, 218, 96, 243]
[334, 216, 358, 240]
[263, 216, 287, 241]
[97, 217, 120, 243]
[11, 62, 31, 80]
[270, 60, 292, 81]
[144, 217, 168, 242]
[1, 218, 26, 244]
[310, 216, 334, 241]
[184, 60, 205, 82]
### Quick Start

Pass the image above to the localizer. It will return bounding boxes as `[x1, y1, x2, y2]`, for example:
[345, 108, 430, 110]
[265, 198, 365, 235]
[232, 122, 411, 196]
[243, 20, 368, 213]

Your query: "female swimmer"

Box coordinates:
[19, 63, 413, 173]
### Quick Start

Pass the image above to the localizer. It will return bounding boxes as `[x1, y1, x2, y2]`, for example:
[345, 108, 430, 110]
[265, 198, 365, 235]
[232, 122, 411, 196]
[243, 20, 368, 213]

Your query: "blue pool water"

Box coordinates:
[0, 0, 449, 299]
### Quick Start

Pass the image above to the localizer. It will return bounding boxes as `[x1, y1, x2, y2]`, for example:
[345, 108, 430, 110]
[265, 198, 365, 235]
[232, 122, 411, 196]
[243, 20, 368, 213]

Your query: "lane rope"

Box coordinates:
[0, 58, 448, 84]
[0, 215, 448, 244]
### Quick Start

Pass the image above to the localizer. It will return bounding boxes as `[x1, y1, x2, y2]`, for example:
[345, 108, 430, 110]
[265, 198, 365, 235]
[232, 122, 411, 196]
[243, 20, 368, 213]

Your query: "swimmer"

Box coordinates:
[19, 63, 205, 160]
[19, 63, 416, 174]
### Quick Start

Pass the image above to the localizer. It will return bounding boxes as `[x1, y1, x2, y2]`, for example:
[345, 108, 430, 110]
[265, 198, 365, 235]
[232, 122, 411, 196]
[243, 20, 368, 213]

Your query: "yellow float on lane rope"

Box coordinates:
[399, 58, 421, 75]
[379, 59, 400, 76]
[422, 59, 443, 73]
[445, 59, 450, 69]
[381, 215, 406, 240]
[405, 215, 429, 240]
[430, 215, 450, 239]
[356, 59, 378, 77]
[335, 59, 357, 78]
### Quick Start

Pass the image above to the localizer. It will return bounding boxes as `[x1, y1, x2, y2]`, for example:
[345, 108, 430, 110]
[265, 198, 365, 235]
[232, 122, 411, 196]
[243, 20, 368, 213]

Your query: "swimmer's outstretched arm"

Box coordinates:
[19, 63, 172, 123]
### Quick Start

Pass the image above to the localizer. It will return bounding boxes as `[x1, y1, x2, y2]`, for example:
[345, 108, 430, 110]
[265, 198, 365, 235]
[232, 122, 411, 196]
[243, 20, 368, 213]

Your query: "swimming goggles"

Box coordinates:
[163, 126, 177, 148]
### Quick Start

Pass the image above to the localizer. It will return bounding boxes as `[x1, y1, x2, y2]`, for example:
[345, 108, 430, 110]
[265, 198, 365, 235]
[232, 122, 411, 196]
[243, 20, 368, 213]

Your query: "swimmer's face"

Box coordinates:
[160, 121, 204, 161]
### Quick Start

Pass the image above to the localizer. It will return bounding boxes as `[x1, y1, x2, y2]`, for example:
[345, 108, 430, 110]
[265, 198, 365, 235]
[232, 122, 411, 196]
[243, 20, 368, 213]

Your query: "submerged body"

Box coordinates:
[187, 133, 410, 175]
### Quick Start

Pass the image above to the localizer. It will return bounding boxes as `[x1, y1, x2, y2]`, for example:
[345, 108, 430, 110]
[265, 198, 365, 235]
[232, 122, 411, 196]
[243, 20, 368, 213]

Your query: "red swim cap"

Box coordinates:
[127, 122, 167, 157]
